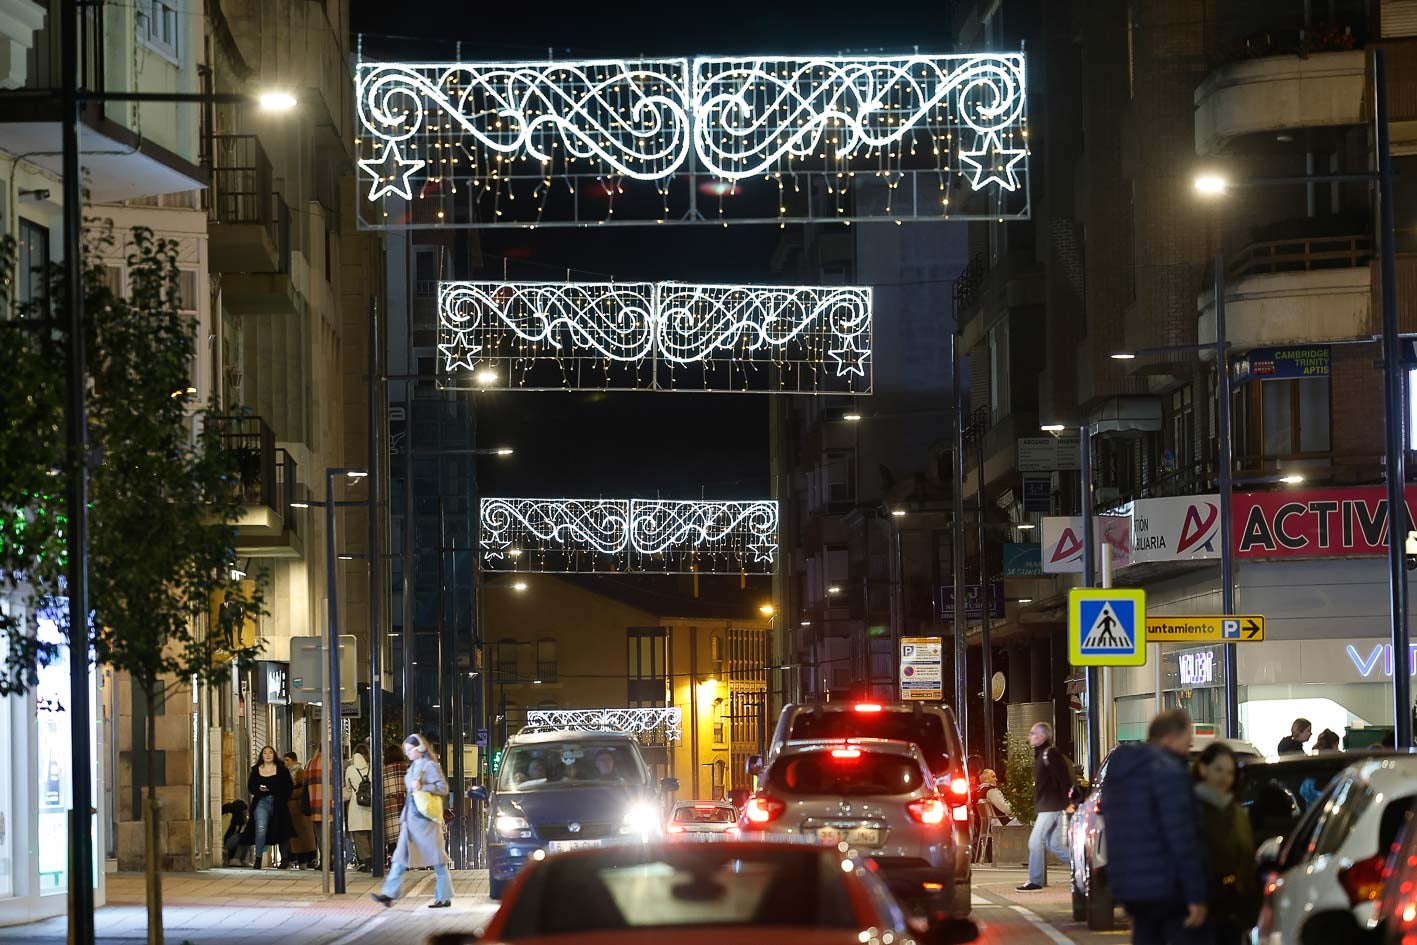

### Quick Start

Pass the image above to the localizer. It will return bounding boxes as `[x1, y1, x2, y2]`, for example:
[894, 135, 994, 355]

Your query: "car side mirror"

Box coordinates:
[746, 754, 764, 777]
[924, 917, 980, 945]
[660, 776, 681, 793]
[467, 785, 489, 803]
[1256, 835, 1284, 871]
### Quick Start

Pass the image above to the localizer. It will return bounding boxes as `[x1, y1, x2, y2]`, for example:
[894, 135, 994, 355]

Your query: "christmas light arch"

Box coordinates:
[523, 707, 684, 741]
[355, 51, 1029, 228]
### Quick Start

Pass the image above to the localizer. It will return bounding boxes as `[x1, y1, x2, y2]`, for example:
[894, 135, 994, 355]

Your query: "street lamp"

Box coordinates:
[257, 90, 298, 112]
[1193, 173, 1229, 196]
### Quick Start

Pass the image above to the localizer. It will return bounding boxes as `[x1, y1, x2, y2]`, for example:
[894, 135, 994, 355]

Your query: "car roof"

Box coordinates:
[1348, 754, 1417, 785]
[1240, 748, 1417, 768]
[775, 738, 926, 758]
[671, 799, 736, 809]
[1191, 737, 1263, 757]
[507, 729, 638, 746]
[786, 701, 957, 720]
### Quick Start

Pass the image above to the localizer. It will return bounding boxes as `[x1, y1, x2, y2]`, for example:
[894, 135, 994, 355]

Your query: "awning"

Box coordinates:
[1089, 395, 1163, 435]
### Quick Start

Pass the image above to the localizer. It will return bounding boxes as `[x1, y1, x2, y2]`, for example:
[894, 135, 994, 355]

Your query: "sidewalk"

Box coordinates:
[0, 867, 493, 945]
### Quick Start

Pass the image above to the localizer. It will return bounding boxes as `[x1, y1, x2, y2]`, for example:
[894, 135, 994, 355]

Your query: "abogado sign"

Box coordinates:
[1234, 486, 1417, 558]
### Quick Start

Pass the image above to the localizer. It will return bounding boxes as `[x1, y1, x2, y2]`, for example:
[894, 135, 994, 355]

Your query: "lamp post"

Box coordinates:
[323, 467, 366, 894]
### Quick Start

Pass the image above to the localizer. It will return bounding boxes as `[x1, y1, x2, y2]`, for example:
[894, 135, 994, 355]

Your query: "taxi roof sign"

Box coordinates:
[1069, 588, 1147, 667]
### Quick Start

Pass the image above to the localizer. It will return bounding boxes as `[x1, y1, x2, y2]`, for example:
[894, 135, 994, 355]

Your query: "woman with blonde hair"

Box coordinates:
[369, 734, 453, 908]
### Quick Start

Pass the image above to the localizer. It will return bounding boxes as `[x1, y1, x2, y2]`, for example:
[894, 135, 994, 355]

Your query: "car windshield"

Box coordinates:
[498, 741, 645, 791]
[497, 847, 859, 937]
[788, 711, 953, 769]
[769, 749, 928, 796]
[673, 806, 736, 824]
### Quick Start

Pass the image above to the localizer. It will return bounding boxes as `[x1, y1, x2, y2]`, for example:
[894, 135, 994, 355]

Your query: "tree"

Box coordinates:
[0, 224, 263, 945]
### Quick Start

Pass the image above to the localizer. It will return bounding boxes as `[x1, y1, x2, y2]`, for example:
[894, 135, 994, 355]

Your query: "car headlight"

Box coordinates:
[621, 802, 661, 835]
[493, 813, 533, 839]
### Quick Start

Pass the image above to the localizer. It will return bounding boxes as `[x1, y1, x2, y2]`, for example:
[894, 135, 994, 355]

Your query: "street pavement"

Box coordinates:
[0, 864, 1130, 944]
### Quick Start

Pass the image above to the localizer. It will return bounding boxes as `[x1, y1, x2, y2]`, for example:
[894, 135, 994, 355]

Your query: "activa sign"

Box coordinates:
[1234, 486, 1417, 558]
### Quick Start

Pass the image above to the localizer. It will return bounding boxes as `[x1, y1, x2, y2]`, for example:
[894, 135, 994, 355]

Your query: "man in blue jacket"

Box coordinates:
[1102, 709, 1209, 944]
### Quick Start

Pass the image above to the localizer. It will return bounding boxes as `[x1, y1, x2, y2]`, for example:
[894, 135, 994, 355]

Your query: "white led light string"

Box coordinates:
[523, 707, 683, 741]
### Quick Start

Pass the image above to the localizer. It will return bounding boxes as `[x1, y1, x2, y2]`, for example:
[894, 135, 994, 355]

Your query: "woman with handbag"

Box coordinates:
[1194, 742, 1260, 945]
[369, 733, 453, 909]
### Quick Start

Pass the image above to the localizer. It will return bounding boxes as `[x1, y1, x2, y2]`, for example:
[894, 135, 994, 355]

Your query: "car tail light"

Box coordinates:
[907, 797, 948, 826]
[1340, 854, 1387, 905]
[693, 804, 717, 810]
[666, 824, 684, 834]
[948, 777, 969, 797]
[725, 826, 740, 836]
[743, 795, 786, 827]
[952, 802, 970, 822]
[854, 703, 883, 713]
[831, 747, 862, 760]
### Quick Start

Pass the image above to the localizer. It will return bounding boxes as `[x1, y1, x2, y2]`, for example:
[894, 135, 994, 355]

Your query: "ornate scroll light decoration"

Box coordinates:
[439, 281, 871, 393]
[354, 52, 1028, 227]
[524, 707, 683, 742]
[480, 498, 778, 574]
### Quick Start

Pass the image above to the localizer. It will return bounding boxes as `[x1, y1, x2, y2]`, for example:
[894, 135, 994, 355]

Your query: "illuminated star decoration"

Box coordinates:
[357, 140, 426, 201]
[828, 336, 870, 378]
[748, 541, 777, 564]
[958, 132, 1026, 192]
[437, 327, 481, 373]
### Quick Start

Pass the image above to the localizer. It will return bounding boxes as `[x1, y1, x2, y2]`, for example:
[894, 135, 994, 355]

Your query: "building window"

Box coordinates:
[535, 638, 558, 683]
[18, 219, 49, 315]
[495, 639, 521, 682]
[414, 248, 439, 297]
[712, 760, 725, 794]
[136, 0, 180, 62]
[1240, 378, 1331, 459]
[712, 698, 725, 745]
[626, 627, 667, 704]
[988, 319, 1010, 424]
[1162, 385, 1194, 478]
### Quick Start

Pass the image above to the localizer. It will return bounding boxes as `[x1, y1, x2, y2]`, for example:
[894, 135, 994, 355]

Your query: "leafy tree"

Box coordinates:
[0, 225, 263, 945]
[1002, 734, 1036, 826]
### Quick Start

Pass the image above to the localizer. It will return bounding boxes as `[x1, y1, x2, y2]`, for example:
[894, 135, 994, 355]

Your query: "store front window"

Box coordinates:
[36, 612, 72, 893]
[0, 603, 12, 899]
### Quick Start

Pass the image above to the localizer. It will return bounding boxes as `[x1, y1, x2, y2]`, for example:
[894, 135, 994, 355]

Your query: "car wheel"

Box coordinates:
[488, 876, 507, 901]
[1085, 866, 1114, 932]
[953, 873, 972, 916]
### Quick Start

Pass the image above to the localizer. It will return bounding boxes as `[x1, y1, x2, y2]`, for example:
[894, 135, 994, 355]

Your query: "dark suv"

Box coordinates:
[469, 729, 678, 899]
[750, 701, 972, 913]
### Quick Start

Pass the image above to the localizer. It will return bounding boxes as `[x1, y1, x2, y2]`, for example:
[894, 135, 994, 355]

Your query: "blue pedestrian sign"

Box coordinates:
[1068, 588, 1147, 666]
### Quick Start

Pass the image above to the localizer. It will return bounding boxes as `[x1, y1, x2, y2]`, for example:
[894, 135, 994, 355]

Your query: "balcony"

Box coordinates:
[1198, 233, 1374, 349]
[208, 135, 290, 275]
[0, 0, 45, 89]
[215, 416, 303, 558]
[1194, 47, 1366, 154]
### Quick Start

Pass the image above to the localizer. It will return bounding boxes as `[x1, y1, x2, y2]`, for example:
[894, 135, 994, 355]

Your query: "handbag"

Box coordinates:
[413, 789, 445, 822]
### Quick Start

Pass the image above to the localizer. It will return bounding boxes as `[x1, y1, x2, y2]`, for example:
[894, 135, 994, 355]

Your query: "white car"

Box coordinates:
[1258, 756, 1417, 945]
[665, 800, 740, 836]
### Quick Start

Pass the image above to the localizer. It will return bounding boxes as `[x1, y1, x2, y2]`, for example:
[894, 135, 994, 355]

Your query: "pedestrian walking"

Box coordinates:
[382, 743, 408, 865]
[1313, 729, 1341, 752]
[239, 746, 294, 869]
[285, 753, 318, 868]
[1277, 718, 1312, 755]
[370, 734, 454, 909]
[306, 748, 325, 868]
[1103, 709, 1209, 945]
[1193, 742, 1260, 945]
[1015, 722, 1074, 891]
[347, 742, 374, 871]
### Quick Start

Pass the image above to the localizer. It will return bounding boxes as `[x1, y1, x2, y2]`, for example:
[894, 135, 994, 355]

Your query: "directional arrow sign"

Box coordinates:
[1146, 615, 1265, 643]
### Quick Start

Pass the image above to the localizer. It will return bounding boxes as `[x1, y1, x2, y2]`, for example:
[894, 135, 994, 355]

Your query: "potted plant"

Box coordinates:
[991, 736, 1037, 866]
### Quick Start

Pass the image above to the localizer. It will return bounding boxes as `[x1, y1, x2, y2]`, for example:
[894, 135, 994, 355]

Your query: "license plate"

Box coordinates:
[547, 839, 605, 852]
[815, 826, 881, 846]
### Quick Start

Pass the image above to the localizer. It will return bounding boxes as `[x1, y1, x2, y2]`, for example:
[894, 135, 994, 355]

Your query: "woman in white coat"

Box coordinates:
[369, 733, 453, 909]
[345, 742, 374, 870]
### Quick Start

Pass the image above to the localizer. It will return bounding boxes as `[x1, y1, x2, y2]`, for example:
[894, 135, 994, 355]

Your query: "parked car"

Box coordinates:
[667, 800, 740, 837]
[1366, 803, 1417, 945]
[1068, 738, 1264, 928]
[423, 839, 979, 945]
[468, 729, 679, 899]
[740, 738, 961, 920]
[1240, 751, 1386, 847]
[754, 701, 972, 912]
[1257, 756, 1417, 945]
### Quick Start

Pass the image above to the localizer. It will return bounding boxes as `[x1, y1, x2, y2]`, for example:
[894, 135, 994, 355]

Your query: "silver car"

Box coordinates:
[666, 800, 740, 837]
[739, 738, 959, 917]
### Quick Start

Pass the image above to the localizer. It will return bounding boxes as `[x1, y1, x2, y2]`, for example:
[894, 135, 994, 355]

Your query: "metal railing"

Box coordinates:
[1227, 234, 1374, 279]
[212, 415, 299, 530]
[208, 134, 291, 272]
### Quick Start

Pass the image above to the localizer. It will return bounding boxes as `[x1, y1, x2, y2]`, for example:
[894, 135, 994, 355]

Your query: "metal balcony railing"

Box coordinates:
[1213, 0, 1366, 67]
[212, 415, 299, 533]
[208, 134, 291, 272]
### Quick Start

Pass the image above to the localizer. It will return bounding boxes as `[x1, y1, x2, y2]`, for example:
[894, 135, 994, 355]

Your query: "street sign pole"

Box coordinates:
[1216, 251, 1240, 739]
[1080, 427, 1102, 777]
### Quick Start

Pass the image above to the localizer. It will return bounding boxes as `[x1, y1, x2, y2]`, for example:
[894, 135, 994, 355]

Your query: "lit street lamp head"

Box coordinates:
[1194, 173, 1229, 196]
[1279, 474, 1305, 484]
[513, 581, 528, 591]
[1110, 352, 1136, 360]
[476, 369, 499, 386]
[495, 447, 514, 456]
[843, 412, 862, 422]
[1040, 423, 1067, 433]
[257, 91, 298, 112]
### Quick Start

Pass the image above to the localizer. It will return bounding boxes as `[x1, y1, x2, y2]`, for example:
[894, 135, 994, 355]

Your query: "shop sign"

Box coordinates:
[1346, 643, 1417, 678]
[937, 579, 1005, 619]
[1234, 345, 1330, 382]
[1022, 475, 1052, 513]
[1041, 515, 1132, 573]
[1127, 495, 1221, 564]
[899, 637, 943, 702]
[1233, 486, 1417, 559]
[1018, 435, 1080, 472]
[1179, 651, 1214, 686]
[1002, 543, 1042, 576]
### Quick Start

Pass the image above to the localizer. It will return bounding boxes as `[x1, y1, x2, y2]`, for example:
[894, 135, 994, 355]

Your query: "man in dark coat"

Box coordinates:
[1016, 721, 1075, 890]
[1104, 709, 1209, 944]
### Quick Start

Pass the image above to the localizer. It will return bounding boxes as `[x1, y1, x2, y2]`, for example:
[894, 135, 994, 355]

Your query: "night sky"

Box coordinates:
[351, 0, 959, 500]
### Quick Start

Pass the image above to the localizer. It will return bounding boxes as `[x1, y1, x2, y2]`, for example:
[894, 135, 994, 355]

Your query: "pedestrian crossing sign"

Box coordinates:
[1068, 588, 1147, 666]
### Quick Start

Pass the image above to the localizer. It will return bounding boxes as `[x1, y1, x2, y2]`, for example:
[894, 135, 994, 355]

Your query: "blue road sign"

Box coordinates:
[1068, 588, 1147, 666]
